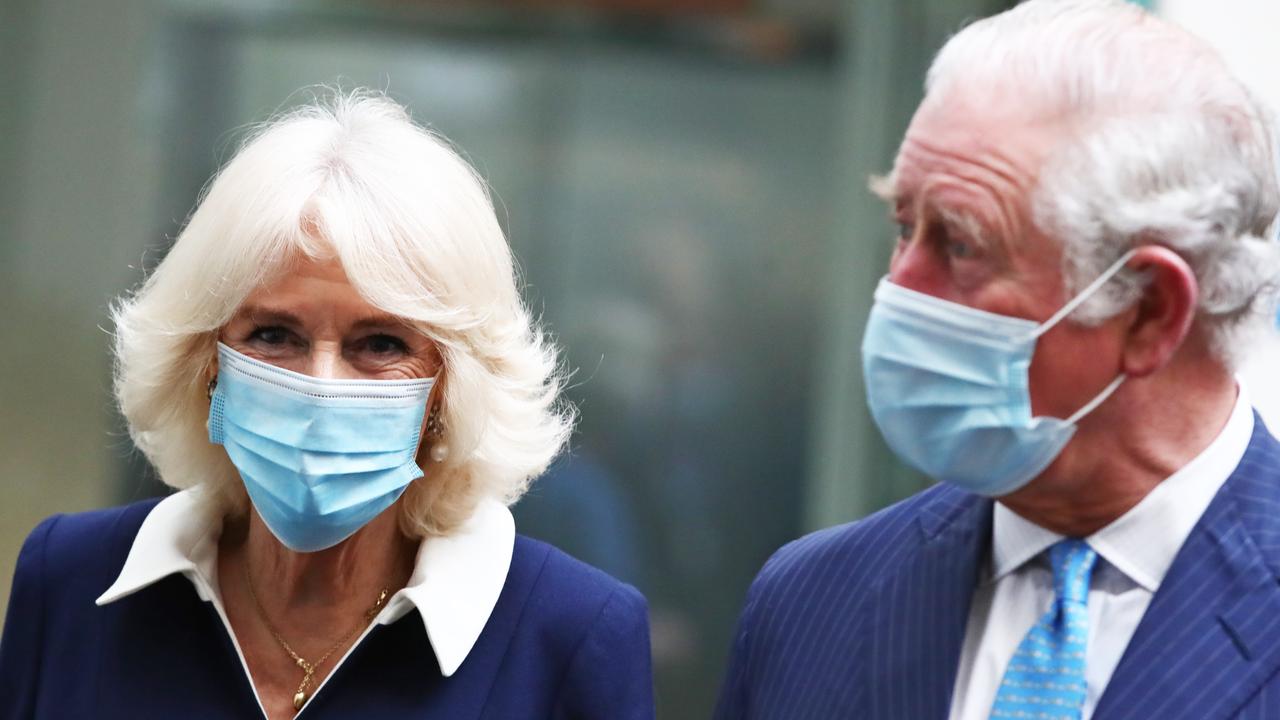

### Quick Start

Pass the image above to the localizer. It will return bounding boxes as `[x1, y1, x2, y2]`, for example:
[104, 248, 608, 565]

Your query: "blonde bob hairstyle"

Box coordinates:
[113, 90, 573, 538]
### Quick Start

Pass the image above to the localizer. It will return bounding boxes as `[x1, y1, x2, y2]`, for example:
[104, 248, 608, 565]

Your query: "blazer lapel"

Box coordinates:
[863, 488, 992, 720]
[1094, 419, 1280, 720]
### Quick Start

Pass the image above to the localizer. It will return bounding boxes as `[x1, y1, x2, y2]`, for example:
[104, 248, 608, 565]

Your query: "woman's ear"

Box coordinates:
[418, 370, 449, 466]
[206, 358, 220, 400]
[1119, 245, 1198, 378]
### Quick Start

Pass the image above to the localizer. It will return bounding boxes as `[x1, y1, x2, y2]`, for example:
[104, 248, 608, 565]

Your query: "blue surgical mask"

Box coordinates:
[861, 251, 1135, 497]
[208, 342, 434, 552]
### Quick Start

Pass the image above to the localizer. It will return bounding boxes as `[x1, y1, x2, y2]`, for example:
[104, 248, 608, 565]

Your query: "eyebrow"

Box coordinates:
[238, 305, 304, 328]
[868, 172, 899, 205]
[868, 167, 1012, 261]
[933, 204, 993, 247]
[872, 167, 997, 238]
[236, 304, 412, 333]
[351, 313, 414, 332]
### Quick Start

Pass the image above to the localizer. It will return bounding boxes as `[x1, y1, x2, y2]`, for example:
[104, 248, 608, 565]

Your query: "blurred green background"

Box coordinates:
[7, 0, 1257, 717]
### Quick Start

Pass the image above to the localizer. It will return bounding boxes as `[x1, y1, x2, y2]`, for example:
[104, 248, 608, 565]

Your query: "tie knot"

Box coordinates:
[1048, 539, 1096, 604]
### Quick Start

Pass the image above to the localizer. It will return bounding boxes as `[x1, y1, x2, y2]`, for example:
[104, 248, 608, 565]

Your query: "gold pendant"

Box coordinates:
[293, 691, 307, 710]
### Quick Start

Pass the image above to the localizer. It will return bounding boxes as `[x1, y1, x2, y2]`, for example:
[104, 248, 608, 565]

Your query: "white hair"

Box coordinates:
[113, 89, 574, 537]
[926, 0, 1280, 366]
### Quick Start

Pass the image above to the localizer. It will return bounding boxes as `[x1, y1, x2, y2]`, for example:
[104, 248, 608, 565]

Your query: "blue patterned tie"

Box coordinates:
[989, 539, 1097, 720]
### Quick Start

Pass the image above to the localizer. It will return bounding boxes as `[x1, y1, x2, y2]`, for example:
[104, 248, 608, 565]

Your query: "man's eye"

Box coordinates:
[897, 222, 915, 242]
[946, 239, 974, 259]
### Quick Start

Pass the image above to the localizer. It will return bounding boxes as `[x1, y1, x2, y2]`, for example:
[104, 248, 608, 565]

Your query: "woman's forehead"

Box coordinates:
[236, 257, 404, 327]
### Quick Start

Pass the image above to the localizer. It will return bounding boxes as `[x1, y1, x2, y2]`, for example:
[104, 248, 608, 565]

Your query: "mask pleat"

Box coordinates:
[862, 274, 1121, 497]
[209, 342, 433, 552]
[220, 382, 426, 453]
[222, 422, 415, 477]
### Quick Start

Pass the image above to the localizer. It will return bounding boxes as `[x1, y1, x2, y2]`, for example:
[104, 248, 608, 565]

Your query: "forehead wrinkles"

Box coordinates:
[894, 134, 1039, 250]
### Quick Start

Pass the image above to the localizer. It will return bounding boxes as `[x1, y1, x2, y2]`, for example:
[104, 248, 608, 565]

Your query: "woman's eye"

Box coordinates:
[897, 222, 915, 243]
[249, 326, 294, 346]
[362, 334, 408, 356]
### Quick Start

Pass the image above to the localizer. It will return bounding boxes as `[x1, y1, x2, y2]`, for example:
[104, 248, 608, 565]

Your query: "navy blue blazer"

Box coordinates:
[717, 414, 1280, 720]
[0, 498, 654, 719]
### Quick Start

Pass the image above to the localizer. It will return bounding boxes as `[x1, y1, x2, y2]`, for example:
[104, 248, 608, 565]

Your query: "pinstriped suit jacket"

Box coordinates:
[716, 414, 1280, 720]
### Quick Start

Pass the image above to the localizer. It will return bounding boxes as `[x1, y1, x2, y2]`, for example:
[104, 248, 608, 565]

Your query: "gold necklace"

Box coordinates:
[243, 560, 390, 712]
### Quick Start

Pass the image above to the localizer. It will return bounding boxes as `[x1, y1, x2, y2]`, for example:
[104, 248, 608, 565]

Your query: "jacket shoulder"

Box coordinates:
[509, 535, 650, 712]
[502, 536, 653, 718]
[0, 496, 165, 714]
[512, 534, 647, 626]
[711, 484, 982, 719]
[19, 498, 161, 593]
[754, 483, 978, 599]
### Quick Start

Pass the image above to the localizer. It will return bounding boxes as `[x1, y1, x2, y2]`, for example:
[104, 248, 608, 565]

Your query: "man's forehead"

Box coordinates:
[886, 101, 1061, 206]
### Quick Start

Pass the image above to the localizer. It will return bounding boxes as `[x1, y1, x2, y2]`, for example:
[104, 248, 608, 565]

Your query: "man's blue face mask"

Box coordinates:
[208, 342, 434, 552]
[860, 250, 1136, 497]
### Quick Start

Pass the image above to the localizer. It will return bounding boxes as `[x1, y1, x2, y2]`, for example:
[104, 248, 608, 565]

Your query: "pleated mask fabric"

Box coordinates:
[209, 342, 433, 552]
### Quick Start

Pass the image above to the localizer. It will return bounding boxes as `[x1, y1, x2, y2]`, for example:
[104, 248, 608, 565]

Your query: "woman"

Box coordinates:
[0, 91, 653, 719]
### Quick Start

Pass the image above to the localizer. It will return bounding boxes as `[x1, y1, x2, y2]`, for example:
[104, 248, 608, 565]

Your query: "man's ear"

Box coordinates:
[1119, 245, 1198, 378]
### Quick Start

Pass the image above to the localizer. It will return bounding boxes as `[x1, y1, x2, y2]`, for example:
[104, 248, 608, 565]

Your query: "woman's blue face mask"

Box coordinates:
[860, 250, 1135, 497]
[208, 342, 434, 552]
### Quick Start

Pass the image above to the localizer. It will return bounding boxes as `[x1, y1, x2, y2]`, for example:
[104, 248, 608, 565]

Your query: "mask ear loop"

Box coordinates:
[1030, 248, 1140, 340]
[1030, 247, 1140, 424]
[1064, 374, 1126, 425]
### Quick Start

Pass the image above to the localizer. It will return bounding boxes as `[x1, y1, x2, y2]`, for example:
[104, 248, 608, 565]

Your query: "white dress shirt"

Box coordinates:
[948, 383, 1254, 720]
[95, 489, 515, 716]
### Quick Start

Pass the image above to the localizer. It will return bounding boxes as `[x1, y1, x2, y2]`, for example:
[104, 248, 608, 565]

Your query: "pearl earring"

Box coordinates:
[425, 405, 447, 463]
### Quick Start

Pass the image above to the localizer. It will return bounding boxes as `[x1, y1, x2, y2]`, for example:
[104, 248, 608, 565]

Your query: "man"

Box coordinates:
[716, 1, 1280, 718]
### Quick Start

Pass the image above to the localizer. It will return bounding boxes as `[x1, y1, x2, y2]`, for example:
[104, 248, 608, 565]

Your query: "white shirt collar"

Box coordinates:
[990, 381, 1254, 591]
[96, 489, 514, 677]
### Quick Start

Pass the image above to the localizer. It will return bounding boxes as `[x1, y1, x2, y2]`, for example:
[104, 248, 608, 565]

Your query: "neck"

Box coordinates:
[999, 366, 1239, 537]
[235, 504, 417, 615]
